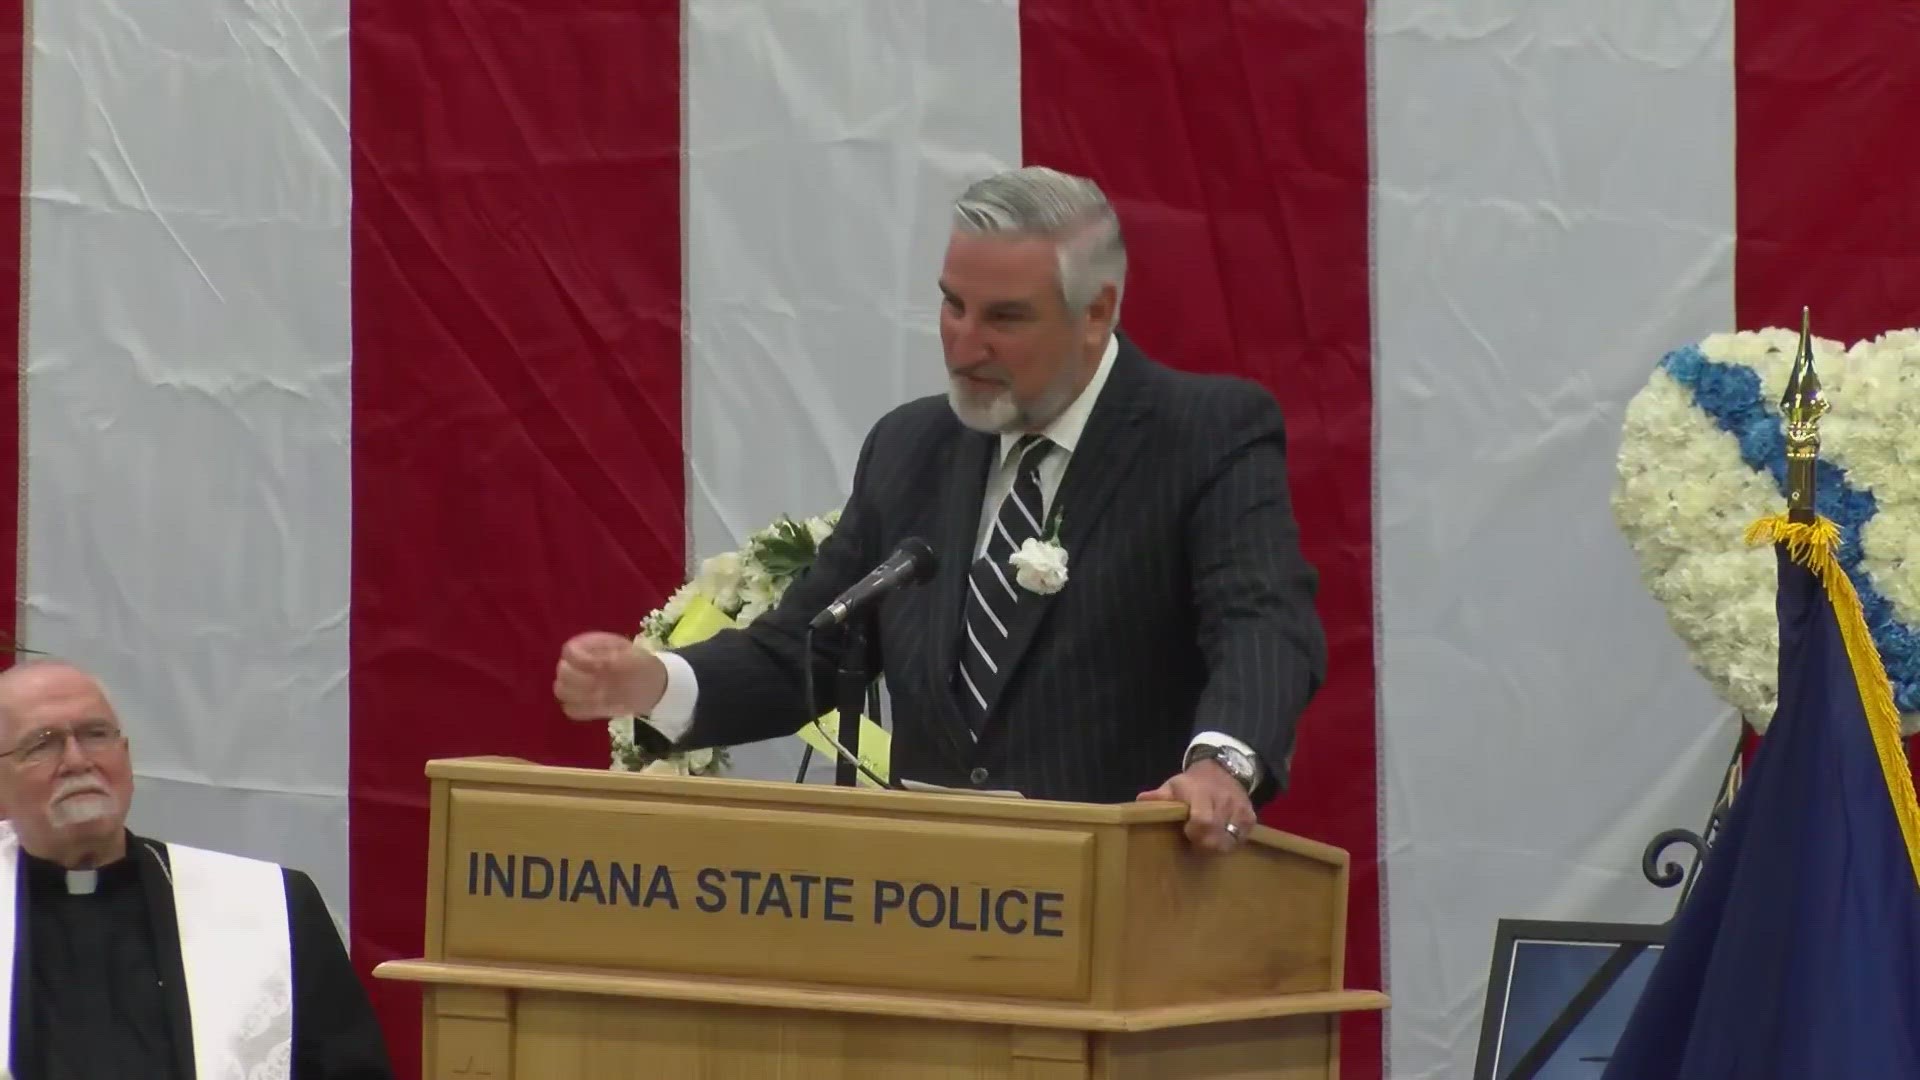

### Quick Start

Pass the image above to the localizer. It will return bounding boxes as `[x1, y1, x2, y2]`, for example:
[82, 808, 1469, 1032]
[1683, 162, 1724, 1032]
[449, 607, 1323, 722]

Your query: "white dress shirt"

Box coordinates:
[645, 332, 1258, 782]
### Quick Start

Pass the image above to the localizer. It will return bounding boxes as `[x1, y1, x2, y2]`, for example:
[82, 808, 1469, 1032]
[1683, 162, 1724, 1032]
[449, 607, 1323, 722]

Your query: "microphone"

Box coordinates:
[808, 537, 938, 630]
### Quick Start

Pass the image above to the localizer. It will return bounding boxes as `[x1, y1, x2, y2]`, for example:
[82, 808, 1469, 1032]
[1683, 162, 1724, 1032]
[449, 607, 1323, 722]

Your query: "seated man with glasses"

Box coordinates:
[0, 659, 393, 1079]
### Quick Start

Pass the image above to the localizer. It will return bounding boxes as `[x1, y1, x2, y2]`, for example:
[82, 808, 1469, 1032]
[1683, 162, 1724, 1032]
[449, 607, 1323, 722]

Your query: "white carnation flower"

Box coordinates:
[695, 551, 745, 612]
[1009, 537, 1069, 594]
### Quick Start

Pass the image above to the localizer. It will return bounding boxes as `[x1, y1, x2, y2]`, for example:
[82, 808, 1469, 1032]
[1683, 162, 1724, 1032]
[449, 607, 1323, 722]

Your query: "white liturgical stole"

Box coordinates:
[0, 825, 293, 1078]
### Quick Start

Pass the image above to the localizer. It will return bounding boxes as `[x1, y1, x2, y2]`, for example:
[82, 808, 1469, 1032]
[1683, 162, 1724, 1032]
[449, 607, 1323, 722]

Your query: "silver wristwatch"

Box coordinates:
[1185, 742, 1259, 792]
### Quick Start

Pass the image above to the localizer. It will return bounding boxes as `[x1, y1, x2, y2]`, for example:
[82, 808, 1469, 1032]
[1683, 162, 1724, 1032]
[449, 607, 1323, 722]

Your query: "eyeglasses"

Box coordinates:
[0, 720, 124, 767]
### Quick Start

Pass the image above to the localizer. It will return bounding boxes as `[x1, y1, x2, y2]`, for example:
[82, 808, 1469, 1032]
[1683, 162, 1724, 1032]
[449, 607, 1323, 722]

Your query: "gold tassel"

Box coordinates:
[1747, 513, 1920, 890]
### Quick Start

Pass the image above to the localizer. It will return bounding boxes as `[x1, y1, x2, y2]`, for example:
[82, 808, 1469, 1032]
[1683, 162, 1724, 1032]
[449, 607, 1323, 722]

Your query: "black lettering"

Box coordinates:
[646, 865, 679, 909]
[872, 880, 904, 924]
[483, 854, 513, 897]
[520, 856, 554, 900]
[946, 886, 979, 932]
[825, 877, 855, 922]
[789, 873, 820, 919]
[608, 863, 643, 906]
[728, 869, 763, 915]
[467, 851, 479, 895]
[908, 883, 945, 929]
[557, 857, 571, 900]
[994, 889, 1029, 934]
[1034, 892, 1065, 938]
[696, 868, 728, 913]
[756, 873, 794, 918]
[570, 860, 606, 904]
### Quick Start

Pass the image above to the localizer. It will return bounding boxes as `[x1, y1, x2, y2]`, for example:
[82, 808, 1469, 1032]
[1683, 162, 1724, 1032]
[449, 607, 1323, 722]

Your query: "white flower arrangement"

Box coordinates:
[609, 508, 843, 774]
[1612, 327, 1920, 734]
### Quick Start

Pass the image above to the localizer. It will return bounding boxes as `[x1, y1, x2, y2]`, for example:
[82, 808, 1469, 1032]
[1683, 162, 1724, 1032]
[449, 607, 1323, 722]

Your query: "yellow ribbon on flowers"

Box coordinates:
[664, 596, 892, 787]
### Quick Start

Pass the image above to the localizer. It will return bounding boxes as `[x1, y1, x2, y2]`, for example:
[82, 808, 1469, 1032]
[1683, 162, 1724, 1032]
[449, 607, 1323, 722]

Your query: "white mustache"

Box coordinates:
[50, 774, 108, 802]
[47, 775, 113, 828]
[950, 364, 1010, 385]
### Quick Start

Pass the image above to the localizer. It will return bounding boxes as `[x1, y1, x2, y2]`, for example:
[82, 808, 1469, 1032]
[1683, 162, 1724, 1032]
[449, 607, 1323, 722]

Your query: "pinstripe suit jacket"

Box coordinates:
[667, 334, 1327, 805]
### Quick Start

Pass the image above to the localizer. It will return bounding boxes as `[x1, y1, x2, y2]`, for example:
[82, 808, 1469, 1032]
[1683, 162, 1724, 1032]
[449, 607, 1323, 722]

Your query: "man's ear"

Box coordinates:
[1083, 282, 1118, 343]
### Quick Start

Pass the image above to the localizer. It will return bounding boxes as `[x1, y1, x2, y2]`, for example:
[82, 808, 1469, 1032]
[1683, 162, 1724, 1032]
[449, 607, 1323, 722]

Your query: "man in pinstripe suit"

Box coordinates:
[557, 167, 1326, 853]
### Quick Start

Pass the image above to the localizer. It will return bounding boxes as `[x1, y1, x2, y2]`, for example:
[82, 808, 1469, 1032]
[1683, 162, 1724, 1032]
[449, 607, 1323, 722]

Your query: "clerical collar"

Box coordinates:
[20, 835, 140, 896]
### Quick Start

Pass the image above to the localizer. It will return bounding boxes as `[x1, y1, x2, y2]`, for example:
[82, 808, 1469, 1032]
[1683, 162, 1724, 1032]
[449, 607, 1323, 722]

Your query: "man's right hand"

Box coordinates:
[554, 632, 666, 720]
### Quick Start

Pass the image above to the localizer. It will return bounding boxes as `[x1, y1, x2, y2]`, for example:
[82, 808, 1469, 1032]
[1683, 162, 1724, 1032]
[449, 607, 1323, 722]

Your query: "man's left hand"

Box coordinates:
[1137, 759, 1256, 854]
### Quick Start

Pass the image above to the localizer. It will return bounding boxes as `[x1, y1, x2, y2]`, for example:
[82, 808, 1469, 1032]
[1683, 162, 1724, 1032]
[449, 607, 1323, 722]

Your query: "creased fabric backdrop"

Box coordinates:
[2, 1, 1918, 1078]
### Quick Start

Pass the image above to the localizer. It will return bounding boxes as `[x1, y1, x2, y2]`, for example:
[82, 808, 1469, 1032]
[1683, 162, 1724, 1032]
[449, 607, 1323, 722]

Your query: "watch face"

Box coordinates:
[1191, 745, 1255, 787]
[1218, 748, 1254, 783]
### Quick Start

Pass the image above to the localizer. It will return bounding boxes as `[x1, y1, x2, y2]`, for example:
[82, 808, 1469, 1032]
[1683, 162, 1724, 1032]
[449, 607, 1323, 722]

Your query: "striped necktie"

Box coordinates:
[957, 433, 1052, 734]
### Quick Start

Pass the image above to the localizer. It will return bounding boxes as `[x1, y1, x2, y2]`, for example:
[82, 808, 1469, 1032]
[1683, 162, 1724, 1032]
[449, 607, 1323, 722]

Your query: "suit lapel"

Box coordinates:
[1049, 343, 1155, 562]
[978, 342, 1155, 730]
[924, 426, 996, 761]
[134, 835, 199, 1080]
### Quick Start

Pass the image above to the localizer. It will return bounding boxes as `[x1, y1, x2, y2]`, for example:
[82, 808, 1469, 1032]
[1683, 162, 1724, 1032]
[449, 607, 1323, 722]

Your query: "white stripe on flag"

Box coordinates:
[684, 0, 1021, 781]
[22, 0, 353, 923]
[1373, 3, 1739, 1076]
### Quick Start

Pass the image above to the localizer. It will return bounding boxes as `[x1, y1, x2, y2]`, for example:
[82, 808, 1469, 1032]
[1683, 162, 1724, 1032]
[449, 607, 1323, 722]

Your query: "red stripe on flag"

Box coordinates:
[349, 1, 685, 1071]
[1020, 3, 1380, 1076]
[0, 0, 19, 663]
[1735, 3, 1920, 775]
[1735, 2, 1920, 342]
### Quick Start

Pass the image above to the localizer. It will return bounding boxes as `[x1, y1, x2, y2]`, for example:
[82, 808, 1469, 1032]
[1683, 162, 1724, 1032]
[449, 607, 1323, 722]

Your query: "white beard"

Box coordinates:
[947, 381, 1023, 433]
[947, 369, 1081, 435]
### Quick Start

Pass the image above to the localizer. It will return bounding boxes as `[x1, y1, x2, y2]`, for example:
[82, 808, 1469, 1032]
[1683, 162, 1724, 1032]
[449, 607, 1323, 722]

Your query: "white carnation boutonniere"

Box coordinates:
[1009, 511, 1069, 595]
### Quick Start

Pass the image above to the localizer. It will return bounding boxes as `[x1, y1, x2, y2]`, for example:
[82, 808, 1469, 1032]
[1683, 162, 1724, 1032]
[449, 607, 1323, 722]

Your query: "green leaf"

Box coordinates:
[752, 516, 819, 578]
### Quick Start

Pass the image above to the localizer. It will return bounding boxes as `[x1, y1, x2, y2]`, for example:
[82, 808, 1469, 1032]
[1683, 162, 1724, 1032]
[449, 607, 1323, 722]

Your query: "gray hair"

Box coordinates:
[951, 167, 1126, 322]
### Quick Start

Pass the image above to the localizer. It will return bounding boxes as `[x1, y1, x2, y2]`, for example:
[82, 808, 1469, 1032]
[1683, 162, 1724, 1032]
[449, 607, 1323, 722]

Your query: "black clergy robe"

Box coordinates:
[7, 830, 393, 1079]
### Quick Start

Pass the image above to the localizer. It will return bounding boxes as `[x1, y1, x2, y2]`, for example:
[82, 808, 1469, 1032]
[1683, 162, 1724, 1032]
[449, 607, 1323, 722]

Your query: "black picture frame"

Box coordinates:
[1471, 918, 1669, 1080]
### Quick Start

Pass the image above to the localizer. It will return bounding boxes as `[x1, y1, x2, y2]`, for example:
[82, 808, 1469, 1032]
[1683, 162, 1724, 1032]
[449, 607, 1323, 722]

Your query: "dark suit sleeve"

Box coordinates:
[1185, 385, 1328, 800]
[663, 416, 891, 750]
[286, 869, 395, 1080]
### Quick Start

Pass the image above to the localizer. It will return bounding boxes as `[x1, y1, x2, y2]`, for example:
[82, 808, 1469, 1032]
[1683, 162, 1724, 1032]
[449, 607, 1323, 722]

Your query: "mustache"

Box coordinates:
[949, 364, 1011, 386]
[50, 774, 109, 802]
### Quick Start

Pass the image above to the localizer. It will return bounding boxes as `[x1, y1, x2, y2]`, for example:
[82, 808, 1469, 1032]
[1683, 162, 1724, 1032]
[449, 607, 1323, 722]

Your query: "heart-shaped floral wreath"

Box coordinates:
[1613, 328, 1920, 734]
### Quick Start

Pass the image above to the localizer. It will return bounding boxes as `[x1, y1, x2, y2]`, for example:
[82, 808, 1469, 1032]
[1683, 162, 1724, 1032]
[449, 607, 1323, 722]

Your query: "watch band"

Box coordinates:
[1186, 742, 1259, 792]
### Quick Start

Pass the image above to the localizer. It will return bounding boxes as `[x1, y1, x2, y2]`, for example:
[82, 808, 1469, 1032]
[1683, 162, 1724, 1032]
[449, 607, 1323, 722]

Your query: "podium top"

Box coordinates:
[425, 756, 1347, 869]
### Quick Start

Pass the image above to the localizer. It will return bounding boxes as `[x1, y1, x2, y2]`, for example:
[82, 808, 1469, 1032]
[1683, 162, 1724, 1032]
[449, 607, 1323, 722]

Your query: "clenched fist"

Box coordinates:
[554, 632, 667, 720]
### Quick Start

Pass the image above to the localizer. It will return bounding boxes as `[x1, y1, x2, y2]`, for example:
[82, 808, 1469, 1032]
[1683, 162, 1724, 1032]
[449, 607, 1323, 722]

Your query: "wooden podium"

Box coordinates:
[375, 757, 1386, 1079]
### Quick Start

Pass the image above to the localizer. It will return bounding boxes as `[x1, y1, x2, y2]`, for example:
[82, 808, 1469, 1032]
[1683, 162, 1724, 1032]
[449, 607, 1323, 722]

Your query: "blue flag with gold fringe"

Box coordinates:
[1601, 515, 1920, 1078]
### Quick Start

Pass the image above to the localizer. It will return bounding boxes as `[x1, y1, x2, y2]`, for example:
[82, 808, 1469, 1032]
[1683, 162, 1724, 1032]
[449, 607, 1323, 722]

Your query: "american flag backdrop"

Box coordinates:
[1, 1, 1917, 1077]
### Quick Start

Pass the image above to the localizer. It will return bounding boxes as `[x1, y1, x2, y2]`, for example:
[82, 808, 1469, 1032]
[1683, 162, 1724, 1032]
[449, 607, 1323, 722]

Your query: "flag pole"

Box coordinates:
[1780, 306, 1828, 525]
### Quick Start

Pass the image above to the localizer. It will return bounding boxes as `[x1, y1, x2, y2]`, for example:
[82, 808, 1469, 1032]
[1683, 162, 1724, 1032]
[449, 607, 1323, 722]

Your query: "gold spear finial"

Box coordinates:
[1780, 306, 1829, 523]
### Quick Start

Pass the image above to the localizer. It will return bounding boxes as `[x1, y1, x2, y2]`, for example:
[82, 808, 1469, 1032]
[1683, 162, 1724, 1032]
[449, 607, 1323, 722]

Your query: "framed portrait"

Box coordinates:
[1471, 918, 1668, 1080]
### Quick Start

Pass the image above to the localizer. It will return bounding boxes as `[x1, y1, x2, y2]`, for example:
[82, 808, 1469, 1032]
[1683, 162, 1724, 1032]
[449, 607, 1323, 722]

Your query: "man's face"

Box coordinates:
[0, 666, 133, 857]
[938, 230, 1112, 433]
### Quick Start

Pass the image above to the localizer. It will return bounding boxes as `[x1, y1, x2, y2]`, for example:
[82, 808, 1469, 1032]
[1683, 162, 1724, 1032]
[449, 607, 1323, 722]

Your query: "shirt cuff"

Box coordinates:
[642, 650, 699, 743]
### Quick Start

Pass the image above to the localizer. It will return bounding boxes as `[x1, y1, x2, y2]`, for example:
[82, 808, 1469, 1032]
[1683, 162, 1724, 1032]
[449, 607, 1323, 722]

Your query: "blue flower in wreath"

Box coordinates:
[1613, 329, 1920, 734]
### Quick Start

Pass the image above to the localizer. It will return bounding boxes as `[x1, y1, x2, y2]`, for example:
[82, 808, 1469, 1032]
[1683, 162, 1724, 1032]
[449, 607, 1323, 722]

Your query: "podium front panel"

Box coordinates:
[439, 788, 1097, 1000]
